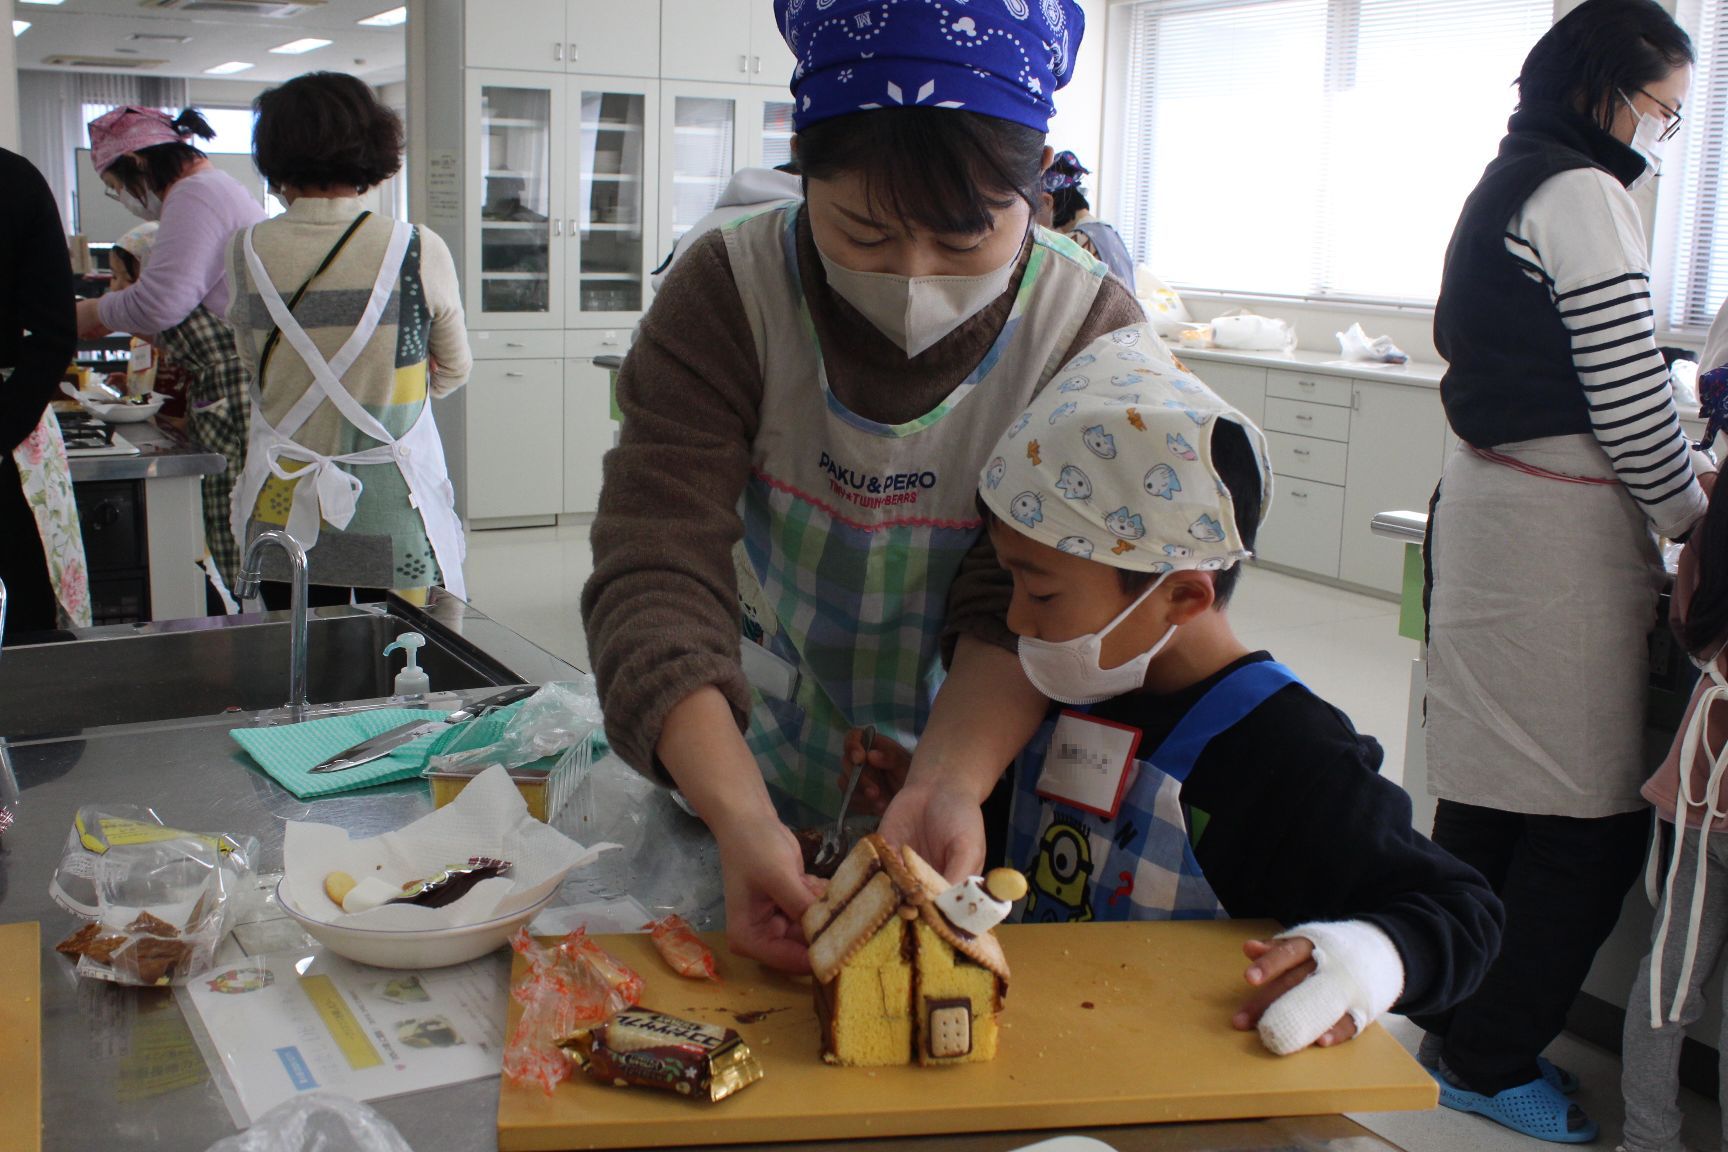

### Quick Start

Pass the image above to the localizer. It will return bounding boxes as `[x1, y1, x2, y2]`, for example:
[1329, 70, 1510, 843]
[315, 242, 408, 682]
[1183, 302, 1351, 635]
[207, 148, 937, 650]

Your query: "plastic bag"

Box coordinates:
[50, 805, 259, 986]
[427, 678, 604, 775]
[202, 1093, 413, 1152]
[1336, 322, 1409, 365]
[1209, 311, 1296, 352]
[503, 927, 644, 1094]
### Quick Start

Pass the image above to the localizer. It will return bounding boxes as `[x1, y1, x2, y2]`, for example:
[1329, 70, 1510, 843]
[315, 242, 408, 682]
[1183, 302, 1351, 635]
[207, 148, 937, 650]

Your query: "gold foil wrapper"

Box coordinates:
[559, 1008, 764, 1103]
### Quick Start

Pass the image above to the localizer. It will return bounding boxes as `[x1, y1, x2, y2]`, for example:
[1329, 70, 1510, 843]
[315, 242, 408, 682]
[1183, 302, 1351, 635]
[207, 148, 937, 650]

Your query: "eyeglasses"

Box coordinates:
[1634, 88, 1685, 142]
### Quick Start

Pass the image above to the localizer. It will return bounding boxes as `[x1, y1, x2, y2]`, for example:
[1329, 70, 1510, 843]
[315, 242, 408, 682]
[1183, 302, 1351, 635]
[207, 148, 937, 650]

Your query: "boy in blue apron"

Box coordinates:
[963, 324, 1502, 1054]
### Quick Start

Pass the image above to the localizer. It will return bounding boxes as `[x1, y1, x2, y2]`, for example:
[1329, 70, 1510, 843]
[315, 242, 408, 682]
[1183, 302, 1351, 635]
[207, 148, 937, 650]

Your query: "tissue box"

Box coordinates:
[425, 740, 589, 823]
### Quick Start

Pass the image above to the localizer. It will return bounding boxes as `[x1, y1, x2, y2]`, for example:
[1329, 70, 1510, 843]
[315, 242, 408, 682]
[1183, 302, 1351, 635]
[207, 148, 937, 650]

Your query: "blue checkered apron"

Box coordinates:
[1007, 661, 1301, 922]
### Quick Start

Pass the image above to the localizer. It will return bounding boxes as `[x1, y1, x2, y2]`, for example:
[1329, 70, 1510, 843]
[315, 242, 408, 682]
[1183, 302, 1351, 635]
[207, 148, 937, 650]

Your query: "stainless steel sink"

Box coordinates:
[0, 601, 519, 739]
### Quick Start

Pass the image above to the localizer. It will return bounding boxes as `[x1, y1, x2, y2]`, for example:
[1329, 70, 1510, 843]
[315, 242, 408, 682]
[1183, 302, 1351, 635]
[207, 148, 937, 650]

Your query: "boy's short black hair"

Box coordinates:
[104, 108, 213, 200]
[1117, 418, 1262, 607]
[110, 246, 140, 281]
[796, 107, 1046, 236]
[253, 72, 403, 192]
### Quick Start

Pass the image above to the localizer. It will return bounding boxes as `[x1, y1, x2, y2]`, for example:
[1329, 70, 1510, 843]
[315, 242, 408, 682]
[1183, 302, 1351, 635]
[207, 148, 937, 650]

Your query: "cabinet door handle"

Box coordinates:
[1291, 489, 1309, 499]
[1295, 413, 1313, 422]
[739, 54, 749, 73]
[554, 42, 564, 62]
[1293, 448, 1310, 457]
[1298, 379, 1316, 389]
[569, 42, 579, 63]
[505, 342, 525, 349]
[553, 218, 563, 237]
[505, 371, 525, 378]
[752, 55, 762, 73]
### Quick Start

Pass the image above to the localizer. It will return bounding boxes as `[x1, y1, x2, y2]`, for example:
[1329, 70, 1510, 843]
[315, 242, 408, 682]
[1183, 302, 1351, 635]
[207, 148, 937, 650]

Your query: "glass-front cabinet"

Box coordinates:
[660, 87, 739, 253]
[567, 78, 657, 325]
[759, 99, 795, 170]
[466, 72, 565, 329]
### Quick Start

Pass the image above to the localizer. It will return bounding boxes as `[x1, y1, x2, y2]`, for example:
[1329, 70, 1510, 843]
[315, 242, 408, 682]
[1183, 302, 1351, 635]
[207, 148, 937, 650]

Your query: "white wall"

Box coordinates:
[0, 0, 18, 152]
[1045, 0, 1106, 173]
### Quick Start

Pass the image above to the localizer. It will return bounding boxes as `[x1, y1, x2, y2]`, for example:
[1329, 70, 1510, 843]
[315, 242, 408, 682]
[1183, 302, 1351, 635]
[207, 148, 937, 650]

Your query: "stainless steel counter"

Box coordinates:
[0, 597, 1413, 1152]
[67, 418, 225, 484]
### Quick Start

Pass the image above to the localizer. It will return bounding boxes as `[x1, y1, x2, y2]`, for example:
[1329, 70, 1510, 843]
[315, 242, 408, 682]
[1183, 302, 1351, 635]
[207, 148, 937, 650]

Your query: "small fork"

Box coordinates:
[813, 726, 874, 873]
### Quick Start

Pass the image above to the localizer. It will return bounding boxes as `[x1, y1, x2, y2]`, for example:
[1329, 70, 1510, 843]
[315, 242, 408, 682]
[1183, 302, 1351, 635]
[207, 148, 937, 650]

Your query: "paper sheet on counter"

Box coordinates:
[282, 764, 618, 929]
[179, 948, 508, 1126]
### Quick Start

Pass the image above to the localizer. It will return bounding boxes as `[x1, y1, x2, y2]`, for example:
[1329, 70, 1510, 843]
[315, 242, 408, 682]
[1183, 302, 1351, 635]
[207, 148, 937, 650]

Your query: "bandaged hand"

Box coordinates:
[1231, 921, 1405, 1056]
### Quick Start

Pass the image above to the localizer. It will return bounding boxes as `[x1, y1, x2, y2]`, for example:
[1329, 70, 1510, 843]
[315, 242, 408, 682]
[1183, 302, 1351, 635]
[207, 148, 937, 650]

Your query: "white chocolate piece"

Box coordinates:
[341, 877, 402, 914]
[935, 876, 1012, 936]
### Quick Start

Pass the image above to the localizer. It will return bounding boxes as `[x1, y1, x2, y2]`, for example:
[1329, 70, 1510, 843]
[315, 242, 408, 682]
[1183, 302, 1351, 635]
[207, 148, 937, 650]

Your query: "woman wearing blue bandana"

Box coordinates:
[583, 0, 1145, 970]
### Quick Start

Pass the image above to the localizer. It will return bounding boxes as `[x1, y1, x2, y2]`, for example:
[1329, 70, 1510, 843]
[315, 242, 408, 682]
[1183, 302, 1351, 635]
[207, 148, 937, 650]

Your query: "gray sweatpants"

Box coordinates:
[1623, 825, 1728, 1152]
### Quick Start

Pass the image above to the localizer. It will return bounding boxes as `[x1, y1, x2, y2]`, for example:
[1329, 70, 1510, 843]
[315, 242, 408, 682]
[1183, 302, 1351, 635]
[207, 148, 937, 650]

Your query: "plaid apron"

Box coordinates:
[157, 303, 249, 591]
[723, 207, 1107, 824]
[1007, 660, 1301, 923]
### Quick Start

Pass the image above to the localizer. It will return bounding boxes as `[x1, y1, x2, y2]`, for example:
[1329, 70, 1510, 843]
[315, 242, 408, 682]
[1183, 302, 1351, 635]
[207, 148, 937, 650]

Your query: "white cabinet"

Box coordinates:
[564, 355, 618, 514]
[660, 83, 741, 252]
[661, 0, 794, 87]
[567, 76, 658, 325]
[1257, 478, 1346, 578]
[567, 0, 659, 78]
[1191, 361, 1265, 428]
[1340, 380, 1446, 594]
[466, 0, 567, 71]
[464, 359, 565, 520]
[465, 71, 565, 331]
[750, 10, 797, 90]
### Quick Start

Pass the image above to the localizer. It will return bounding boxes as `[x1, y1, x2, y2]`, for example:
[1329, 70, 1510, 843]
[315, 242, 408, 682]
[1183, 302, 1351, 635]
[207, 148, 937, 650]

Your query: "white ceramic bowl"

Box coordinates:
[77, 391, 165, 424]
[277, 878, 556, 969]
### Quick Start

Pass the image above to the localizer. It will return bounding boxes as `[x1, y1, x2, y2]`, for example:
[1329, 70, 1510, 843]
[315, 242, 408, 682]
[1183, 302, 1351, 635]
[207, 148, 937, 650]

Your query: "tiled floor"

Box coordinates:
[464, 522, 1719, 1152]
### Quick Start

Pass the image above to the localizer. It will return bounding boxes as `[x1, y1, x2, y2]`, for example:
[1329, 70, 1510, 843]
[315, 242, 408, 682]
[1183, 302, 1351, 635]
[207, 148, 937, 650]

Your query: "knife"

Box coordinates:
[310, 684, 539, 773]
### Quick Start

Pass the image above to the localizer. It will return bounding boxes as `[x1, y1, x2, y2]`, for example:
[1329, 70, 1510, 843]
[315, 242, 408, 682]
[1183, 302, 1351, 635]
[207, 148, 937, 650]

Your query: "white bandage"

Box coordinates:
[1256, 920, 1406, 1056]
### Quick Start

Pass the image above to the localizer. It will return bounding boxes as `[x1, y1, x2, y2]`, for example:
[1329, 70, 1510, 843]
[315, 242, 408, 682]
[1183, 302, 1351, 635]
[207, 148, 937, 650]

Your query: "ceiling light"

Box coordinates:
[19, 1, 65, 6]
[271, 37, 332, 55]
[357, 6, 406, 26]
[11, 20, 29, 36]
[204, 61, 255, 75]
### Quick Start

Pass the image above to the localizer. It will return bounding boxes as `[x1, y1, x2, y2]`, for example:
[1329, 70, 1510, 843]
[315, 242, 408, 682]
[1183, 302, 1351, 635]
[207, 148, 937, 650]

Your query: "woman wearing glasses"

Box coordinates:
[75, 107, 263, 599]
[1416, 0, 1705, 1142]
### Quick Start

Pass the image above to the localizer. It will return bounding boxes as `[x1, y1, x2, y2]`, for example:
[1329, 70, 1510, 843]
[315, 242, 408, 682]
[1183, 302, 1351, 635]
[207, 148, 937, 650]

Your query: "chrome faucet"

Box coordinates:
[0, 575, 8, 652]
[234, 530, 310, 721]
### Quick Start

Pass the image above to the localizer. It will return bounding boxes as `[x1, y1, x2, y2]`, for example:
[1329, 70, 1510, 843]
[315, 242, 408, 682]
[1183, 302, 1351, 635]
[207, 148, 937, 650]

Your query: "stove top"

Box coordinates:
[57, 411, 140, 458]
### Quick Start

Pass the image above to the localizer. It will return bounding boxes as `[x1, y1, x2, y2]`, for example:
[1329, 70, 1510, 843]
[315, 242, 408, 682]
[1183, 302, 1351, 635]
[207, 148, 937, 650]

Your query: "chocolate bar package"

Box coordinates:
[561, 1008, 763, 1102]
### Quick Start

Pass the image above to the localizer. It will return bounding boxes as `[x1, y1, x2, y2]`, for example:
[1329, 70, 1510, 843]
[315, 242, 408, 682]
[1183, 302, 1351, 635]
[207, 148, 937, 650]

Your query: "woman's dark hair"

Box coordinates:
[796, 107, 1046, 235]
[1119, 418, 1262, 607]
[104, 108, 214, 199]
[1050, 186, 1089, 230]
[253, 71, 403, 192]
[1680, 485, 1728, 660]
[1516, 0, 1693, 132]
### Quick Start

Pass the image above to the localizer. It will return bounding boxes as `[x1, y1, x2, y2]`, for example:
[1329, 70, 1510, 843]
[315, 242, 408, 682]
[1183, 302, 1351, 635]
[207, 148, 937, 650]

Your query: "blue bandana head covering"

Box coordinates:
[776, 0, 1085, 134]
[1041, 149, 1088, 193]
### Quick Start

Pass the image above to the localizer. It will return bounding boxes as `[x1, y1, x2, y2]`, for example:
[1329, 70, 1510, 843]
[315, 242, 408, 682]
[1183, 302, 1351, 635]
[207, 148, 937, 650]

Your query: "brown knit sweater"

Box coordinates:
[582, 212, 1145, 775]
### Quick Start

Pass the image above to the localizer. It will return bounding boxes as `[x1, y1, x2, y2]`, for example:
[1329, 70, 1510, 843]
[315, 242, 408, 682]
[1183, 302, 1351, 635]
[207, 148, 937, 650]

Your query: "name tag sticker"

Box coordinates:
[1035, 710, 1143, 820]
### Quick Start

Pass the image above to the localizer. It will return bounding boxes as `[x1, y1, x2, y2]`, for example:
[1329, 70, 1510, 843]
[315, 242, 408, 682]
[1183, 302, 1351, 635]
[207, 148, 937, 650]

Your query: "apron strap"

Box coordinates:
[1150, 661, 1302, 783]
[242, 218, 412, 444]
[257, 209, 372, 383]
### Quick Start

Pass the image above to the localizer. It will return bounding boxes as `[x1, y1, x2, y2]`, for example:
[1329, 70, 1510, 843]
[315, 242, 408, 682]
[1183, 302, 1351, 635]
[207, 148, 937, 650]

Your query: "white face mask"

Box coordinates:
[818, 235, 1023, 359]
[1018, 575, 1175, 706]
[1621, 92, 1670, 190]
[114, 188, 163, 222]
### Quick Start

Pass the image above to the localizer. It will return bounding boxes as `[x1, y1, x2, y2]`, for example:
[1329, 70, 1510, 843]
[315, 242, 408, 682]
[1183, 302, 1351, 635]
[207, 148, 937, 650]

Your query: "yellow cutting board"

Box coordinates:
[0, 923, 42, 1152]
[497, 921, 1437, 1151]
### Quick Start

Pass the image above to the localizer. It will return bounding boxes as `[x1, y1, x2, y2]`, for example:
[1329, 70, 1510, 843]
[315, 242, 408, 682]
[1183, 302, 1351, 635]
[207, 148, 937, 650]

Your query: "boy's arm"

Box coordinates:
[1188, 707, 1505, 1018]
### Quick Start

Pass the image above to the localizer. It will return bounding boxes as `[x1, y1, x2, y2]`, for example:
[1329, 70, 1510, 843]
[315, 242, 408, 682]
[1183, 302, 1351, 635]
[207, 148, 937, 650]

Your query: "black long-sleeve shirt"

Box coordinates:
[1087, 652, 1505, 1018]
[0, 147, 76, 454]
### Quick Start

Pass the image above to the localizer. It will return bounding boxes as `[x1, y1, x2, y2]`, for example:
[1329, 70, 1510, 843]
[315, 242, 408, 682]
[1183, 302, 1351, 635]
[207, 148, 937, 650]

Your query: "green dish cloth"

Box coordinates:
[231, 708, 452, 800]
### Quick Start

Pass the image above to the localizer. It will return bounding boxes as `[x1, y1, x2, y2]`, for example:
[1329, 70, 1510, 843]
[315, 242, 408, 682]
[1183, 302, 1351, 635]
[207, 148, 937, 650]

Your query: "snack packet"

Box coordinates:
[503, 928, 645, 1094]
[645, 914, 720, 982]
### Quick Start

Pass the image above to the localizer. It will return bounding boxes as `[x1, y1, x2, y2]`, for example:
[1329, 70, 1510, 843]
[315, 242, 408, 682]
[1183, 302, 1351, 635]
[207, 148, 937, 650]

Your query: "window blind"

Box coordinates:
[1118, 0, 1549, 303]
[1664, 0, 1728, 333]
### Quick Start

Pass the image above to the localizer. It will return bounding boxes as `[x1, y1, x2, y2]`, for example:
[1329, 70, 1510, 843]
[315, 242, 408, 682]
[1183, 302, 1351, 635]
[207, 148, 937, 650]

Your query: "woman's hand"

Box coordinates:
[711, 811, 822, 973]
[843, 727, 912, 814]
[75, 298, 110, 341]
[1231, 937, 1358, 1050]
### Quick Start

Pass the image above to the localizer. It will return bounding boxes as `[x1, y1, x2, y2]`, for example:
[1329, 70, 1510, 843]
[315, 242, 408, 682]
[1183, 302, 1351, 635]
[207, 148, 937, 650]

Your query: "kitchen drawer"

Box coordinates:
[466, 329, 566, 360]
[1267, 369, 1353, 408]
[1190, 361, 1265, 428]
[467, 357, 563, 389]
[1263, 396, 1351, 444]
[566, 328, 631, 359]
[1254, 478, 1344, 578]
[1266, 430, 1348, 486]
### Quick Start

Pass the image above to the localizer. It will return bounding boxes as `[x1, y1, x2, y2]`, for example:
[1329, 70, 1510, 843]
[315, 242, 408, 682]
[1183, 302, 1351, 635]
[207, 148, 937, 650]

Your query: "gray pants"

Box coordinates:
[1623, 825, 1728, 1152]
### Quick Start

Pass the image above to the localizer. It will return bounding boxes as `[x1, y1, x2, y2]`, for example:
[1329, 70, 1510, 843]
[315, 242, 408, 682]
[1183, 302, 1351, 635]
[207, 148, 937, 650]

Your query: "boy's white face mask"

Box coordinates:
[819, 239, 1021, 358]
[1018, 574, 1174, 705]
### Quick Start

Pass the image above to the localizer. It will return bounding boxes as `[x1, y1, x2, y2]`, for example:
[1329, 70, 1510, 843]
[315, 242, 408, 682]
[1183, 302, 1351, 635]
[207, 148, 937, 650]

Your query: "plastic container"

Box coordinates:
[384, 632, 431, 696]
[424, 733, 591, 823]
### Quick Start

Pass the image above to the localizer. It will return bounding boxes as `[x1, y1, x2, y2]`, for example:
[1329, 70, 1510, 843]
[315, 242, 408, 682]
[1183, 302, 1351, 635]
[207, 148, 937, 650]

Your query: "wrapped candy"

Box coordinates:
[644, 914, 720, 982]
[503, 928, 645, 1094]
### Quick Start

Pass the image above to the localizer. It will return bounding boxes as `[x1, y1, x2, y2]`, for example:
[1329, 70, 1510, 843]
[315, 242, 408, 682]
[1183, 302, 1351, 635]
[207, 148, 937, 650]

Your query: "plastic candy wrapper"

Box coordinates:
[50, 805, 258, 987]
[1336, 322, 1409, 365]
[645, 914, 720, 981]
[202, 1092, 413, 1152]
[503, 926, 645, 1094]
[427, 677, 605, 776]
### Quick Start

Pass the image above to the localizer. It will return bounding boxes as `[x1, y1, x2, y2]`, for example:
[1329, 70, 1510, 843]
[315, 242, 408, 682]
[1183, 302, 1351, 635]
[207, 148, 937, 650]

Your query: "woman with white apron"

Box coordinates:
[225, 74, 471, 608]
[583, 0, 1147, 970]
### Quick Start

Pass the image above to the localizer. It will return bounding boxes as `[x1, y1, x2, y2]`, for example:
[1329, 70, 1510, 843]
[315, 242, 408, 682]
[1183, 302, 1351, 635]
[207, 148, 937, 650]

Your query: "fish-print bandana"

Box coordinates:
[978, 323, 1272, 575]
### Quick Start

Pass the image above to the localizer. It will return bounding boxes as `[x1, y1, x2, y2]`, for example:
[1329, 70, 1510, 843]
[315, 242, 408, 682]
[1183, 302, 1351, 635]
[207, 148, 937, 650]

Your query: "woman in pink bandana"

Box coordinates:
[76, 106, 263, 597]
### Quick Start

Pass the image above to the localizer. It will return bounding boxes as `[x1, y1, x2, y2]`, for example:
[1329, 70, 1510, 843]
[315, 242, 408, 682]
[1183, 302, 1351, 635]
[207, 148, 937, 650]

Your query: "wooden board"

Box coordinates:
[0, 923, 42, 1152]
[497, 921, 1436, 1151]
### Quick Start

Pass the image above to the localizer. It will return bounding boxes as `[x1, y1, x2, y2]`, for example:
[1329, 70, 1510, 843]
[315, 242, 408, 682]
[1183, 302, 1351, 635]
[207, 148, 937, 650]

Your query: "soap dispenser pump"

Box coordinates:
[384, 632, 430, 697]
